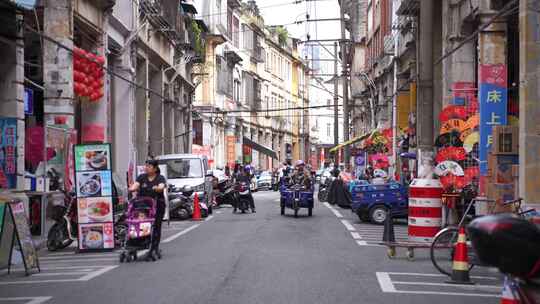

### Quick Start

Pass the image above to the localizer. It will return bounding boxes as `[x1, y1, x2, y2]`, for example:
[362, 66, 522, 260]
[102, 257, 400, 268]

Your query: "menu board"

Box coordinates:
[74, 144, 111, 171]
[77, 197, 113, 224]
[78, 222, 114, 250]
[8, 200, 39, 272]
[74, 143, 114, 252]
[76, 171, 112, 198]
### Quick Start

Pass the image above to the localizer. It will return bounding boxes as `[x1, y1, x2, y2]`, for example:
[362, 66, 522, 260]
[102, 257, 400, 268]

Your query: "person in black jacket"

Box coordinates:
[327, 166, 352, 207]
[234, 166, 256, 213]
[128, 159, 166, 261]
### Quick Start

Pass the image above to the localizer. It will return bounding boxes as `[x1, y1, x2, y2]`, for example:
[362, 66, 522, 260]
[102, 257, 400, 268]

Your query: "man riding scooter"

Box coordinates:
[234, 165, 256, 213]
[289, 160, 312, 189]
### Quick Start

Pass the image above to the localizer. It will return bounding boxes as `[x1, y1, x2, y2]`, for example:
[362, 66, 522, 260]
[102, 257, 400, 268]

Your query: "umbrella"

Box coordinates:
[435, 131, 463, 147]
[434, 160, 465, 177]
[435, 147, 467, 163]
[439, 105, 468, 122]
[463, 132, 480, 153]
[464, 114, 479, 130]
[440, 119, 467, 135]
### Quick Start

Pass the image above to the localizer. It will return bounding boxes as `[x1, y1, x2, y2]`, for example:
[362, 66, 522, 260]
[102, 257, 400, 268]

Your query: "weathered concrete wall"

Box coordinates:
[519, 0, 540, 208]
[0, 10, 25, 190]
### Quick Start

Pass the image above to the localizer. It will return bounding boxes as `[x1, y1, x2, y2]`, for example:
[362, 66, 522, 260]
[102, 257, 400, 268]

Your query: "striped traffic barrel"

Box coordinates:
[408, 178, 443, 242]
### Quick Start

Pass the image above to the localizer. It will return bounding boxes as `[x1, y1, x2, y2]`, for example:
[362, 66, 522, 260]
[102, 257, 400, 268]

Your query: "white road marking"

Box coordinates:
[40, 254, 117, 260]
[376, 272, 499, 298]
[78, 265, 118, 281]
[355, 240, 383, 247]
[0, 297, 52, 304]
[392, 281, 500, 290]
[205, 215, 214, 221]
[162, 224, 200, 243]
[350, 232, 362, 239]
[33, 271, 90, 277]
[39, 258, 117, 263]
[0, 266, 118, 285]
[376, 272, 396, 292]
[340, 220, 356, 231]
[322, 202, 344, 218]
[274, 199, 280, 203]
[216, 211, 223, 214]
[44, 251, 118, 257]
[385, 272, 499, 280]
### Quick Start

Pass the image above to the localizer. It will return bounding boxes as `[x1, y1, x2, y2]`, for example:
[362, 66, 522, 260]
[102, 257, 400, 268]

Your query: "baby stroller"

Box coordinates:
[119, 197, 159, 263]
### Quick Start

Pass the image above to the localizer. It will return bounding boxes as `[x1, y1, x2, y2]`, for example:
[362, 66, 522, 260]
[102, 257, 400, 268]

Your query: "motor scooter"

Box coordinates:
[235, 181, 252, 213]
[168, 185, 209, 219]
[214, 180, 239, 207]
[47, 190, 78, 251]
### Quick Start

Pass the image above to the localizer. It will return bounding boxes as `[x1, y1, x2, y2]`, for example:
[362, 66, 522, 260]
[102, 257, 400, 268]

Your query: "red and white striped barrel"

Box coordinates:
[408, 179, 443, 242]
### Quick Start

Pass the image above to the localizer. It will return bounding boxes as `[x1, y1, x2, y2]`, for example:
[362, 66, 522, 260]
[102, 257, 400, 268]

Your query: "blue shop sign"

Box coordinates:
[479, 83, 507, 175]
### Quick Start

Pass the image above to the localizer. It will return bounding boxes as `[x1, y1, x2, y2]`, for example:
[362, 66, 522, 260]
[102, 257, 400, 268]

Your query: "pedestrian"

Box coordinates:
[128, 159, 166, 261]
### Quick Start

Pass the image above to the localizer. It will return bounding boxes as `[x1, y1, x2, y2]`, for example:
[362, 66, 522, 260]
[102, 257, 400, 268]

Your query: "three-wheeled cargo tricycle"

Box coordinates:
[280, 182, 314, 217]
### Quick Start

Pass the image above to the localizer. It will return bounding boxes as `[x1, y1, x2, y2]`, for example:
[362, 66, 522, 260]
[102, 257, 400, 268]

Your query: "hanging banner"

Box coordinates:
[74, 143, 114, 251]
[479, 64, 508, 175]
[226, 136, 236, 168]
[0, 117, 17, 189]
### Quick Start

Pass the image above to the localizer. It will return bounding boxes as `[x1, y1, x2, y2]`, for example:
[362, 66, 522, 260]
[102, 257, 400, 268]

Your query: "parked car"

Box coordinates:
[156, 154, 214, 214]
[256, 171, 272, 190]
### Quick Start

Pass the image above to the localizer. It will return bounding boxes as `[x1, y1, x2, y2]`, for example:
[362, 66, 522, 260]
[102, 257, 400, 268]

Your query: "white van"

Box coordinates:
[156, 154, 213, 212]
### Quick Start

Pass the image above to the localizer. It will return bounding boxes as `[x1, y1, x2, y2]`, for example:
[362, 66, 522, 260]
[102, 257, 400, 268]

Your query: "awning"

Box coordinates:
[329, 131, 374, 153]
[243, 137, 278, 159]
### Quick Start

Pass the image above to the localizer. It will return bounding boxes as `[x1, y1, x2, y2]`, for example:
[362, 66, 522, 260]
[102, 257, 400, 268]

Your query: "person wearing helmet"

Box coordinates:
[234, 165, 256, 213]
[290, 160, 312, 188]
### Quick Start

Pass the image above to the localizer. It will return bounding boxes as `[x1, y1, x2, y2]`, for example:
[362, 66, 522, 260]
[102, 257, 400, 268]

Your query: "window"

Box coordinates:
[234, 79, 241, 102]
[327, 123, 332, 137]
[227, 7, 232, 39]
[216, 55, 233, 97]
[160, 158, 203, 179]
[232, 16, 240, 48]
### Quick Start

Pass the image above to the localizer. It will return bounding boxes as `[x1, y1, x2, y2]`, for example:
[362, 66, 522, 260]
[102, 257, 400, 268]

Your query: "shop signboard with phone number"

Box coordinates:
[74, 143, 114, 251]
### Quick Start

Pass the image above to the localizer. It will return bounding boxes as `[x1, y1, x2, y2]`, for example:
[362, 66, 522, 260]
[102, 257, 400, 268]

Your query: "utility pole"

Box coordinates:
[333, 42, 339, 148]
[339, 2, 350, 165]
[391, 3, 399, 180]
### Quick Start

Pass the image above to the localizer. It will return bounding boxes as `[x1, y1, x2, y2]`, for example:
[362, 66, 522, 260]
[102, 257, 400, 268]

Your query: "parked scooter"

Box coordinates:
[235, 181, 252, 213]
[47, 190, 78, 251]
[214, 179, 239, 208]
[317, 176, 333, 202]
[168, 185, 209, 219]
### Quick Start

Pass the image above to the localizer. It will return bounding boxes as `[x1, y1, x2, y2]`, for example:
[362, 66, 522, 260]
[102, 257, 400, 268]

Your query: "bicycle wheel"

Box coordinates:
[430, 227, 459, 276]
[431, 227, 475, 276]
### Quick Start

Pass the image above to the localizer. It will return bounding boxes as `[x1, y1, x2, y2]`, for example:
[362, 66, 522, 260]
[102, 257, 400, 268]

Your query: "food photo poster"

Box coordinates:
[78, 222, 114, 250]
[77, 197, 113, 224]
[74, 144, 111, 172]
[76, 171, 112, 198]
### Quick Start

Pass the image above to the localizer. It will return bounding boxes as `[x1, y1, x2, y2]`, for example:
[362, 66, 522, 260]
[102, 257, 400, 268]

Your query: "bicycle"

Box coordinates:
[430, 197, 533, 276]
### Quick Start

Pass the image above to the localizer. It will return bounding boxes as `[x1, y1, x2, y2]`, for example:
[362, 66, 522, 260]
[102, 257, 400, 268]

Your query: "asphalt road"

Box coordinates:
[0, 190, 502, 304]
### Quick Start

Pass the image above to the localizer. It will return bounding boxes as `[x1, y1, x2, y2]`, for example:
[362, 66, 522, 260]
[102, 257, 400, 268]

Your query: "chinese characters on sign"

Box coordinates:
[479, 64, 508, 175]
[0, 118, 17, 189]
[226, 136, 236, 168]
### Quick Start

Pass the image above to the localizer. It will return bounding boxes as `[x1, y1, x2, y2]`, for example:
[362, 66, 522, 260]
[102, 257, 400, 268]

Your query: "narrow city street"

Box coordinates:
[1, 191, 502, 304]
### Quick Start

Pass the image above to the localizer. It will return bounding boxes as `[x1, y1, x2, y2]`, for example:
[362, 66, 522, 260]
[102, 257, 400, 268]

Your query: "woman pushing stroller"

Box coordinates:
[128, 159, 166, 261]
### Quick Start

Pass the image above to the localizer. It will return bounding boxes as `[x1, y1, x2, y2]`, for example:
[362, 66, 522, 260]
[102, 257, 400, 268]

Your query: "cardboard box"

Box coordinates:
[487, 183, 516, 214]
[487, 153, 519, 184]
[492, 125, 518, 155]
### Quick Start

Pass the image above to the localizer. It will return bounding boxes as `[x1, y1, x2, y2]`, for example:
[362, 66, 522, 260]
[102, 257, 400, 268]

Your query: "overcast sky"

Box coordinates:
[254, 0, 341, 42]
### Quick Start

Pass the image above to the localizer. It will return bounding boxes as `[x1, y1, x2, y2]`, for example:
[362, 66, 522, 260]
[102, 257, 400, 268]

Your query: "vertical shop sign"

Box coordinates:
[479, 64, 507, 175]
[0, 118, 17, 189]
[226, 136, 236, 168]
[74, 144, 114, 251]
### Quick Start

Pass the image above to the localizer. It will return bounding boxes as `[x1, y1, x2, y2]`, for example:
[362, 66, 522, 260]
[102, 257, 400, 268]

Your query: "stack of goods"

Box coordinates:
[434, 103, 480, 193]
[486, 125, 519, 214]
[73, 47, 105, 102]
